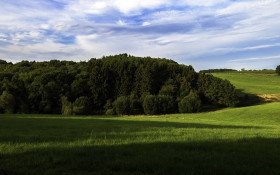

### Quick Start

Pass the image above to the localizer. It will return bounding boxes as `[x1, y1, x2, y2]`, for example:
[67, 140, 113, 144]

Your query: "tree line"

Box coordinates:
[199, 69, 238, 73]
[0, 54, 239, 115]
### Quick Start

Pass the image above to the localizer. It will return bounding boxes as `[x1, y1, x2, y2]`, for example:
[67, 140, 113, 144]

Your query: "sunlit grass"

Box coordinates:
[1, 102, 280, 174]
[212, 73, 280, 97]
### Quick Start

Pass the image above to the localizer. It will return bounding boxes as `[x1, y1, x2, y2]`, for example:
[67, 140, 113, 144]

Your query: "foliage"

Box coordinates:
[0, 54, 239, 115]
[276, 65, 280, 75]
[178, 91, 201, 113]
[200, 69, 238, 73]
[143, 95, 175, 115]
[105, 108, 115, 115]
[61, 96, 73, 115]
[198, 73, 239, 107]
[73, 96, 89, 115]
[0, 91, 16, 113]
[113, 96, 130, 115]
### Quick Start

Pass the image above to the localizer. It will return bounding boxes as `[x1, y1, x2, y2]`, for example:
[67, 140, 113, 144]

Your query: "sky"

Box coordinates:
[0, 0, 280, 71]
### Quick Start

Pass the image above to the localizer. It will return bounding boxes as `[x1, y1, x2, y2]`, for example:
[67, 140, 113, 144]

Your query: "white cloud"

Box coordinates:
[179, 0, 228, 7]
[229, 55, 280, 62]
[117, 19, 126, 26]
[1, 0, 280, 70]
[113, 0, 168, 15]
[142, 22, 151, 26]
[146, 10, 196, 24]
[215, 43, 280, 53]
[0, 39, 81, 61]
[0, 33, 7, 38]
[217, 0, 279, 15]
[66, 0, 108, 15]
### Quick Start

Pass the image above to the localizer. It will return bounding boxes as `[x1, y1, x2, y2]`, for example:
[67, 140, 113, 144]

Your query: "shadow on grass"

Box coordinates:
[1, 137, 280, 175]
[0, 117, 264, 143]
[235, 89, 264, 107]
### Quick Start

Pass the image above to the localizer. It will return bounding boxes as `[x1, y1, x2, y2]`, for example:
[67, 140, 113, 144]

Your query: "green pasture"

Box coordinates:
[212, 73, 280, 97]
[1, 102, 280, 174]
[1, 72, 280, 174]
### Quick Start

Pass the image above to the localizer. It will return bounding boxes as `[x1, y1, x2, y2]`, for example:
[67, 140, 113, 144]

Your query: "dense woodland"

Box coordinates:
[199, 69, 238, 73]
[0, 54, 239, 115]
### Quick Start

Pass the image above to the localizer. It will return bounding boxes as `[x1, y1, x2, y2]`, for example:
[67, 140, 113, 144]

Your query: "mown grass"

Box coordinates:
[1, 102, 280, 174]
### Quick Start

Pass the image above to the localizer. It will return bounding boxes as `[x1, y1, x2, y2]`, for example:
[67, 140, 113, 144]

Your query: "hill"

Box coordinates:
[212, 72, 280, 102]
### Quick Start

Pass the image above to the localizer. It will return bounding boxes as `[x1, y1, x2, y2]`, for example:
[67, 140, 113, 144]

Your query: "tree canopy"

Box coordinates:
[276, 65, 280, 75]
[0, 54, 239, 115]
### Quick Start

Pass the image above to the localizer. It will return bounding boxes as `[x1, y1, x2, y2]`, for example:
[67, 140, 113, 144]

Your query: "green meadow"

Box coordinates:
[212, 72, 280, 97]
[1, 73, 280, 174]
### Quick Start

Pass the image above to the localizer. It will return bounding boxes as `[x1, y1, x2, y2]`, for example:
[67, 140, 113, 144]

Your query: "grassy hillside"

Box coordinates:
[1, 102, 280, 175]
[1, 71, 280, 174]
[212, 72, 280, 101]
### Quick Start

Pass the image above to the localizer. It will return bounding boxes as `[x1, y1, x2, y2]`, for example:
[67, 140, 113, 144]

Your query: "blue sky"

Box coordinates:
[0, 0, 280, 70]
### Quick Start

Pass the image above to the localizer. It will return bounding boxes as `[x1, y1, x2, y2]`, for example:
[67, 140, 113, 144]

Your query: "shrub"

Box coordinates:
[113, 96, 130, 115]
[73, 96, 89, 115]
[198, 74, 238, 107]
[105, 108, 115, 115]
[143, 95, 159, 115]
[129, 94, 142, 115]
[178, 91, 201, 113]
[143, 95, 176, 115]
[0, 91, 16, 114]
[61, 96, 73, 115]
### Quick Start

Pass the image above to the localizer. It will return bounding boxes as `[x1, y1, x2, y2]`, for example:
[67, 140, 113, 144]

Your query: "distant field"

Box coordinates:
[231, 70, 275, 74]
[1, 102, 280, 174]
[212, 73, 280, 99]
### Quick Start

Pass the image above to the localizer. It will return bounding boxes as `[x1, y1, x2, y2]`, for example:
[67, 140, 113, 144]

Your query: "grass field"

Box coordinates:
[1, 102, 280, 175]
[1, 73, 280, 174]
[212, 73, 280, 102]
[212, 73, 280, 95]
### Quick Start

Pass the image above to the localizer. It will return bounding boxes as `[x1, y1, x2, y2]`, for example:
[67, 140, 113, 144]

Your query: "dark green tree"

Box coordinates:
[73, 96, 89, 115]
[143, 95, 175, 115]
[61, 96, 73, 115]
[178, 91, 201, 113]
[0, 54, 239, 115]
[143, 95, 159, 115]
[0, 91, 16, 113]
[113, 96, 130, 115]
[276, 65, 280, 75]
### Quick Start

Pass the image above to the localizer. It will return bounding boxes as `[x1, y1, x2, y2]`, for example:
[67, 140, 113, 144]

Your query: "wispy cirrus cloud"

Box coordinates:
[0, 0, 280, 70]
[229, 55, 280, 62]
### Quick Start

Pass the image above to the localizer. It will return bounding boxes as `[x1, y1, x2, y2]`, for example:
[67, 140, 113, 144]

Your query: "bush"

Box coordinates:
[105, 108, 115, 115]
[61, 96, 73, 115]
[143, 95, 176, 115]
[198, 74, 238, 107]
[113, 96, 130, 115]
[0, 91, 16, 114]
[143, 95, 159, 115]
[129, 94, 142, 115]
[276, 65, 280, 75]
[178, 91, 201, 113]
[73, 96, 89, 115]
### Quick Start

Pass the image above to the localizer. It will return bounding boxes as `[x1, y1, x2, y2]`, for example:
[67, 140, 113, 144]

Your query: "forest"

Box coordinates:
[199, 69, 238, 73]
[0, 54, 239, 115]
